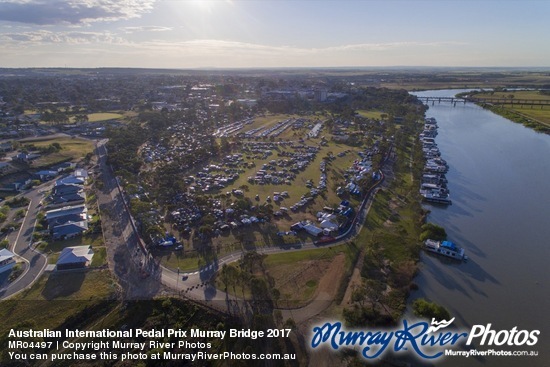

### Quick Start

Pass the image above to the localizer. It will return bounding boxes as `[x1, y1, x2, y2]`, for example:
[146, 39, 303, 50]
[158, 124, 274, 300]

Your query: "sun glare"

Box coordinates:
[190, 0, 216, 12]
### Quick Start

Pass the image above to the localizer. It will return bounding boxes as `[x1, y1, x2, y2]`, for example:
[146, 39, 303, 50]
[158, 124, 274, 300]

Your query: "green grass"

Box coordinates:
[48, 252, 60, 264]
[23, 137, 94, 168]
[357, 110, 385, 120]
[263, 246, 337, 267]
[40, 233, 104, 254]
[158, 249, 218, 272]
[470, 90, 550, 131]
[86, 112, 123, 122]
[471, 90, 550, 101]
[91, 247, 107, 267]
[0, 270, 116, 336]
[216, 243, 357, 306]
[163, 136, 365, 268]
[22, 270, 113, 300]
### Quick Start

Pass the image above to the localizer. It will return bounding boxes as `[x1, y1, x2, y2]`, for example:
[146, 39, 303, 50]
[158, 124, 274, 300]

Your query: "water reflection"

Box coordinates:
[408, 90, 550, 367]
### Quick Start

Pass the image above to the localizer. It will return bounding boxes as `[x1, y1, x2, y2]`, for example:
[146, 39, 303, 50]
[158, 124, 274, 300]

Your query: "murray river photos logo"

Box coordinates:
[310, 318, 540, 361]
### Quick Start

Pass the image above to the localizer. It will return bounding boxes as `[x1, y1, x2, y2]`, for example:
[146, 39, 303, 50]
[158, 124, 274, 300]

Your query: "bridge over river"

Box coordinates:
[417, 96, 550, 108]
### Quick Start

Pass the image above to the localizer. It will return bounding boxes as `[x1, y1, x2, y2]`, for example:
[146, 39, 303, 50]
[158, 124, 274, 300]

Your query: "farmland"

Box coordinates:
[466, 89, 550, 132]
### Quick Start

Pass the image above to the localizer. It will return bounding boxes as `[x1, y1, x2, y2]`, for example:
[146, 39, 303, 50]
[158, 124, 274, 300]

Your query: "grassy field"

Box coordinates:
[471, 90, 550, 100]
[39, 233, 104, 253]
[378, 71, 550, 91]
[0, 270, 116, 335]
[216, 243, 358, 307]
[86, 112, 123, 122]
[22, 136, 94, 168]
[159, 138, 364, 271]
[469, 90, 550, 129]
[357, 110, 385, 120]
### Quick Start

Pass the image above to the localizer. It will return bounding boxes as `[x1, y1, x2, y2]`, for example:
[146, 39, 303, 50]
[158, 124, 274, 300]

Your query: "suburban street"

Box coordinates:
[0, 186, 48, 299]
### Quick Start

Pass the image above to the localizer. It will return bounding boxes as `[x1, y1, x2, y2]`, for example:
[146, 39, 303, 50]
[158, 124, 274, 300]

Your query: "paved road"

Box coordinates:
[95, 139, 163, 299]
[0, 186, 48, 299]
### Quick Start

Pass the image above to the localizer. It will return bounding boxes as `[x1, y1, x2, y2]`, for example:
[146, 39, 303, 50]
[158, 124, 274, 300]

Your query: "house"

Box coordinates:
[1, 178, 33, 192]
[51, 192, 86, 205]
[56, 176, 85, 186]
[52, 183, 83, 197]
[48, 213, 87, 229]
[56, 245, 94, 270]
[52, 221, 88, 240]
[13, 152, 40, 162]
[45, 204, 87, 222]
[0, 141, 13, 152]
[53, 162, 77, 172]
[73, 168, 89, 182]
[35, 170, 58, 181]
[0, 248, 16, 273]
[0, 162, 10, 173]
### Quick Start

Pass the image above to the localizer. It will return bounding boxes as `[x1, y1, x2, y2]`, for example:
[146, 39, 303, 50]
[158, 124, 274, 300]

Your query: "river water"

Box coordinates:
[408, 89, 550, 367]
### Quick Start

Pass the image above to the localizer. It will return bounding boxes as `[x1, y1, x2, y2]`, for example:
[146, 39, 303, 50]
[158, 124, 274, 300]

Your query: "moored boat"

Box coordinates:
[424, 239, 466, 260]
[421, 190, 452, 205]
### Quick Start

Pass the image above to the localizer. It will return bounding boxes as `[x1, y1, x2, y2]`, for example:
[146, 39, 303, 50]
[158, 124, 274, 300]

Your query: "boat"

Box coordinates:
[422, 173, 447, 185]
[421, 183, 449, 194]
[419, 117, 453, 205]
[424, 239, 467, 260]
[424, 164, 448, 173]
[421, 190, 452, 205]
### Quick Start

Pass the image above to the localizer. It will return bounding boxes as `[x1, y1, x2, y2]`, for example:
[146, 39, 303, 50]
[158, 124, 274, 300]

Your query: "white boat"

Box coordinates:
[421, 189, 452, 205]
[424, 239, 466, 260]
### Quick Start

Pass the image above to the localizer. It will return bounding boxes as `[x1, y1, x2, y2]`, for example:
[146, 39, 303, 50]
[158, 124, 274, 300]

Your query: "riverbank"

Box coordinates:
[479, 104, 549, 134]
[456, 90, 550, 134]
[410, 89, 550, 367]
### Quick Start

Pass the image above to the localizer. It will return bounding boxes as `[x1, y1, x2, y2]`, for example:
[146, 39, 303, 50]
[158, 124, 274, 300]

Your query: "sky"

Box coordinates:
[0, 0, 549, 69]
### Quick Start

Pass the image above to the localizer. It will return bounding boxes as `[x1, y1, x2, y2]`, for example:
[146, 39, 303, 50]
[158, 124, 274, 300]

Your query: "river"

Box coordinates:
[409, 89, 550, 367]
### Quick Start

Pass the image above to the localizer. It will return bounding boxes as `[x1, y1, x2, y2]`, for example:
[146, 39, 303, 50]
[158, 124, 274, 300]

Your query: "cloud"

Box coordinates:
[0, 36, 471, 68]
[120, 26, 172, 33]
[135, 39, 466, 57]
[0, 0, 156, 25]
[0, 29, 124, 44]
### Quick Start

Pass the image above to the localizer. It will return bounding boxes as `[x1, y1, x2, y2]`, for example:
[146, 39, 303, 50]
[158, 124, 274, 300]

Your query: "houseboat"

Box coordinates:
[421, 190, 452, 205]
[424, 239, 467, 261]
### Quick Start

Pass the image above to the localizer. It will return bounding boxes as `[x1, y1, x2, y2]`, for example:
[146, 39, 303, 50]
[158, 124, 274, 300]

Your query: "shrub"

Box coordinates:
[412, 298, 451, 321]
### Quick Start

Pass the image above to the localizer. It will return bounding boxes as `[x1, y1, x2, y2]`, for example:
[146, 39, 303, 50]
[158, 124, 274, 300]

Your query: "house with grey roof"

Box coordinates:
[52, 221, 88, 240]
[56, 245, 93, 270]
[0, 248, 16, 273]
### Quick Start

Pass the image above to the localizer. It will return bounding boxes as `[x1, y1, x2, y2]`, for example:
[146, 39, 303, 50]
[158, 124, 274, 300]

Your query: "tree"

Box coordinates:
[412, 298, 451, 321]
[420, 223, 447, 241]
[219, 136, 231, 154]
[198, 225, 213, 237]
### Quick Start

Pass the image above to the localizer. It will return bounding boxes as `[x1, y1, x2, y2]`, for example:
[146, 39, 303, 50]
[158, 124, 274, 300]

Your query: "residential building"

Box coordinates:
[56, 245, 94, 270]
